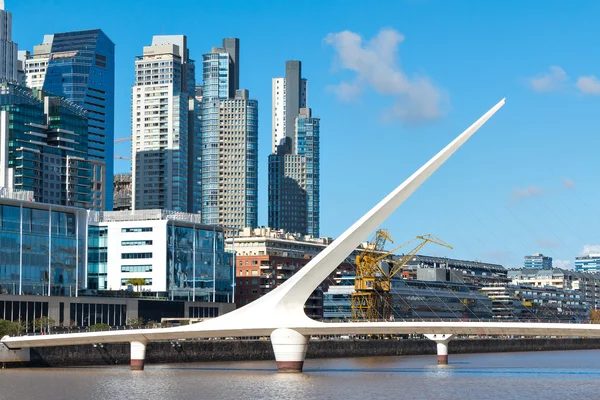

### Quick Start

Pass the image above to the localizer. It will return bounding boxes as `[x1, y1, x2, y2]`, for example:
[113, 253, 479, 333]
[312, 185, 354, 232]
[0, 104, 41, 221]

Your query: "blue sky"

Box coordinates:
[9, 0, 600, 268]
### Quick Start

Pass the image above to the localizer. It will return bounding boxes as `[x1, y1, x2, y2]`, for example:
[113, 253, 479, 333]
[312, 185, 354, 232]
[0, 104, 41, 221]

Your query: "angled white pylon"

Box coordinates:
[2, 98, 512, 349]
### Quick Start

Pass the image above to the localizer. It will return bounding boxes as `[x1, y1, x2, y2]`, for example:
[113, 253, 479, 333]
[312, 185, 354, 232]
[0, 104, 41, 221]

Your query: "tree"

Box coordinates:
[591, 310, 600, 324]
[88, 323, 110, 332]
[126, 317, 144, 328]
[33, 316, 56, 334]
[125, 278, 147, 292]
[0, 319, 25, 337]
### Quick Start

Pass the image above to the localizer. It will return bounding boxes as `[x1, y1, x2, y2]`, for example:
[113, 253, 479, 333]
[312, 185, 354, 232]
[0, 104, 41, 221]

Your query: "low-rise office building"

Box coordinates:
[402, 255, 508, 285]
[576, 254, 600, 274]
[480, 284, 589, 322]
[88, 209, 234, 303]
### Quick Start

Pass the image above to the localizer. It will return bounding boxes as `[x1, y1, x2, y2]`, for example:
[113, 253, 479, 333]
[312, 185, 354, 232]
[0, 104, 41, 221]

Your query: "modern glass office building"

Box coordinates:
[0, 193, 88, 297]
[87, 210, 234, 302]
[575, 255, 600, 274]
[0, 83, 92, 208]
[39, 29, 115, 210]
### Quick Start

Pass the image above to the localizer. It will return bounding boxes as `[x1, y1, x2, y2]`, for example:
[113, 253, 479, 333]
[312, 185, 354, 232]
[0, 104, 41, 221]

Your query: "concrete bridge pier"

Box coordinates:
[425, 334, 453, 365]
[130, 341, 147, 371]
[270, 328, 309, 373]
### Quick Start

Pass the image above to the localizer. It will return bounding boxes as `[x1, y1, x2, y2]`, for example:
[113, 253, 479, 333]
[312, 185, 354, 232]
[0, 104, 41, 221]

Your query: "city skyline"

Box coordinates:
[7, 0, 600, 269]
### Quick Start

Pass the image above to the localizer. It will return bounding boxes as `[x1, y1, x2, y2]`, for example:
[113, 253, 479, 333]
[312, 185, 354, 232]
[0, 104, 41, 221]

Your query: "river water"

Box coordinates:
[1, 350, 599, 399]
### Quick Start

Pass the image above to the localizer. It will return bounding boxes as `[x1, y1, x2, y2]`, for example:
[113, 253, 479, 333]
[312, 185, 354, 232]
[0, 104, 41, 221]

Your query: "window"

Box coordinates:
[121, 265, 153, 273]
[121, 253, 152, 259]
[122, 240, 153, 246]
[122, 227, 153, 233]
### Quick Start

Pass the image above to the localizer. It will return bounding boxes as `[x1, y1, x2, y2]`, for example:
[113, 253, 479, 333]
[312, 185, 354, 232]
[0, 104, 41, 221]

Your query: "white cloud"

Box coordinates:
[582, 245, 600, 255]
[527, 66, 568, 92]
[561, 178, 576, 189]
[324, 28, 447, 124]
[510, 186, 544, 203]
[576, 75, 600, 95]
[553, 259, 574, 270]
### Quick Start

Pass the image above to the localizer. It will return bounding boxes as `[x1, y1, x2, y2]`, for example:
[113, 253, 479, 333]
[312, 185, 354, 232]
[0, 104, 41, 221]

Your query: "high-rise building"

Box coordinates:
[268, 61, 319, 236]
[199, 39, 258, 229]
[524, 253, 553, 269]
[0, 1, 18, 83]
[0, 82, 92, 208]
[26, 30, 115, 211]
[131, 35, 196, 212]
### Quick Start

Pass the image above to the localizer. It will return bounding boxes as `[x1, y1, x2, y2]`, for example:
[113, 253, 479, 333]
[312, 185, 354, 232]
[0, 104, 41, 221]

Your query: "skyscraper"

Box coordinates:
[268, 61, 320, 237]
[131, 35, 196, 212]
[0, 1, 18, 83]
[199, 39, 258, 229]
[0, 82, 92, 208]
[26, 30, 115, 211]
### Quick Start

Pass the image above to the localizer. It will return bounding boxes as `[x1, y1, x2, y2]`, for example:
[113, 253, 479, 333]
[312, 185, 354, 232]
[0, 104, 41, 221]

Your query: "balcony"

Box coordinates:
[276, 265, 295, 272]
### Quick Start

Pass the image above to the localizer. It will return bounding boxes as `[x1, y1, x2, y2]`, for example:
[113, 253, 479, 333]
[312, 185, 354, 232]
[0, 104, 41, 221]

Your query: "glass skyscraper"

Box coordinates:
[200, 39, 258, 229]
[38, 29, 115, 211]
[0, 83, 92, 208]
[0, 1, 18, 83]
[268, 61, 320, 237]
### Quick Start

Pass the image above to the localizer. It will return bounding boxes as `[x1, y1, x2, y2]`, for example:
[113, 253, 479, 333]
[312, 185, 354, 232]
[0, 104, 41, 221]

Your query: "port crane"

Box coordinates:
[351, 229, 453, 321]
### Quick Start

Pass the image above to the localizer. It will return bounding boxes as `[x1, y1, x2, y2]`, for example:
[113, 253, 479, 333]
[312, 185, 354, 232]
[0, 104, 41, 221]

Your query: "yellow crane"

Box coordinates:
[351, 229, 453, 321]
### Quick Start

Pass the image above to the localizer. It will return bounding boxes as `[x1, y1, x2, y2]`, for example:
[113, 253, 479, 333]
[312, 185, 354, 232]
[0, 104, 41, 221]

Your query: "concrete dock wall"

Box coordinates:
[16, 338, 600, 368]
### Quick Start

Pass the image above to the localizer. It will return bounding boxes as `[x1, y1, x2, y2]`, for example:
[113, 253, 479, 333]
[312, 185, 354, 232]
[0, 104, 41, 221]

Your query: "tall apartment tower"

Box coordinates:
[199, 39, 258, 230]
[132, 35, 196, 212]
[268, 61, 320, 237]
[25, 30, 115, 211]
[0, 1, 18, 82]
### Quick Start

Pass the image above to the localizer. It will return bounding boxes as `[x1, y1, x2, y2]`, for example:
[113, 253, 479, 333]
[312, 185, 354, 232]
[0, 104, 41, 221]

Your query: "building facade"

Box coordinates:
[576, 254, 600, 274]
[113, 173, 132, 211]
[200, 39, 258, 229]
[509, 268, 600, 310]
[0, 192, 88, 297]
[0, 1, 18, 83]
[0, 83, 93, 208]
[25, 29, 115, 211]
[480, 284, 589, 322]
[87, 209, 234, 302]
[132, 35, 196, 213]
[268, 61, 319, 236]
[524, 253, 552, 269]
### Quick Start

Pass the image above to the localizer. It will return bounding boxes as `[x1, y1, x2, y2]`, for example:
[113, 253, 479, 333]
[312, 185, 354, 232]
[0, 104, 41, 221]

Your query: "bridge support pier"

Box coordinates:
[270, 328, 309, 373]
[130, 341, 147, 371]
[424, 334, 453, 365]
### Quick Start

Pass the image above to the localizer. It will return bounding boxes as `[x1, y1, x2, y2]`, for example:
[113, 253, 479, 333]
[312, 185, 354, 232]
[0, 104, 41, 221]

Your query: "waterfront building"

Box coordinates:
[225, 227, 356, 317]
[200, 39, 258, 229]
[576, 254, 600, 274]
[0, 294, 235, 329]
[0, 1, 18, 83]
[0, 190, 88, 297]
[509, 268, 600, 310]
[26, 30, 115, 211]
[87, 209, 234, 303]
[268, 61, 319, 236]
[0, 82, 92, 208]
[132, 35, 196, 212]
[524, 253, 552, 269]
[401, 255, 509, 285]
[113, 173, 132, 211]
[323, 275, 493, 321]
[480, 284, 589, 322]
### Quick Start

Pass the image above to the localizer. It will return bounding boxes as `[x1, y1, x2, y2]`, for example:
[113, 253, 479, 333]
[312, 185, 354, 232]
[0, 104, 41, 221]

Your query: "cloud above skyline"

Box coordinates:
[527, 66, 568, 92]
[324, 28, 448, 124]
[582, 244, 600, 255]
[576, 75, 600, 94]
[553, 259, 574, 270]
[510, 178, 576, 204]
[527, 67, 600, 95]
